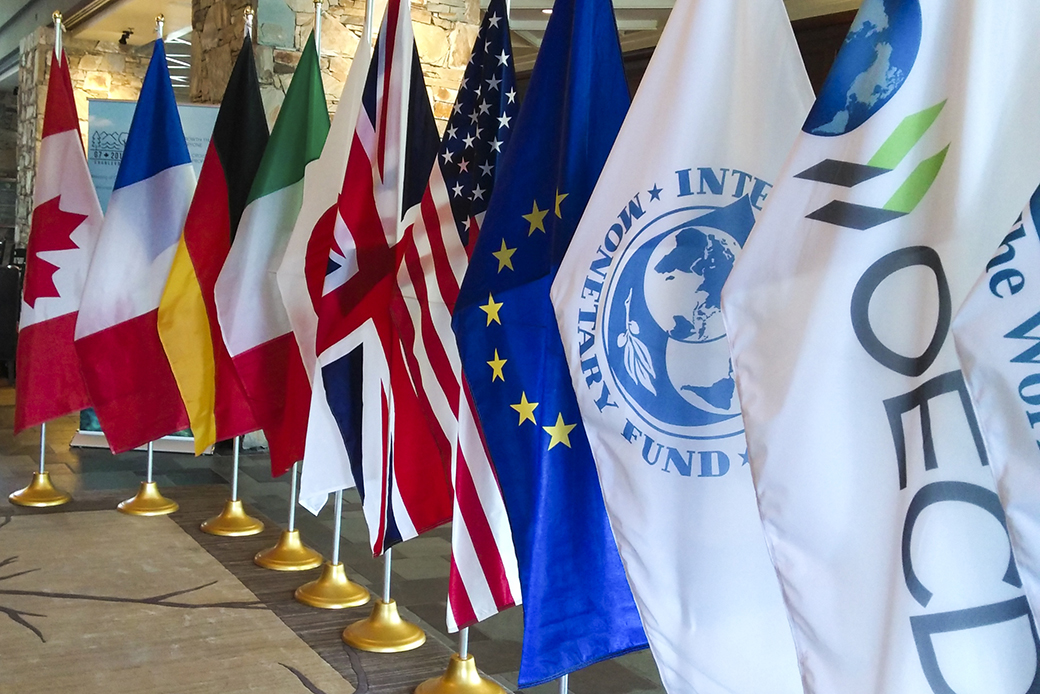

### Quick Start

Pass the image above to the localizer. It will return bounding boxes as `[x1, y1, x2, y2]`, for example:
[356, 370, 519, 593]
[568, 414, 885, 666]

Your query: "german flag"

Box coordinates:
[157, 35, 269, 454]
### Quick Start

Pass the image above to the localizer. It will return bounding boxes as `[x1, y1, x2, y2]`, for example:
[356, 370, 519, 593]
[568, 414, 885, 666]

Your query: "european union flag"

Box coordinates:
[451, 0, 647, 684]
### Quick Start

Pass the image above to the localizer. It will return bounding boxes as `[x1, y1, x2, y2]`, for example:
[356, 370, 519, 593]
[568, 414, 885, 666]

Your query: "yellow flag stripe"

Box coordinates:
[157, 234, 217, 455]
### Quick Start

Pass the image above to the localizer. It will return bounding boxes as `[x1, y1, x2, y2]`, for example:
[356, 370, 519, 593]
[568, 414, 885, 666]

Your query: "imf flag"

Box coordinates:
[722, 0, 1040, 691]
[551, 0, 812, 690]
[954, 186, 1040, 640]
[452, 0, 647, 683]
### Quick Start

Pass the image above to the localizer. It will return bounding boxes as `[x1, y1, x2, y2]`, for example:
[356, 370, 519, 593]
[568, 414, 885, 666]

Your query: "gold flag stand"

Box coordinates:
[255, 462, 323, 570]
[343, 547, 425, 652]
[201, 437, 263, 536]
[10, 422, 72, 507]
[295, 490, 369, 608]
[415, 628, 507, 694]
[118, 442, 178, 516]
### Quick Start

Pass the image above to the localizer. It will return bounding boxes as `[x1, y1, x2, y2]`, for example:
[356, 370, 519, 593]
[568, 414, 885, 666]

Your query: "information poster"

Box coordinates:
[86, 99, 217, 211]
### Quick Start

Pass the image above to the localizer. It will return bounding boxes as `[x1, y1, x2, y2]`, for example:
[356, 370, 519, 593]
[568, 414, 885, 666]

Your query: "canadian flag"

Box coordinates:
[15, 47, 102, 433]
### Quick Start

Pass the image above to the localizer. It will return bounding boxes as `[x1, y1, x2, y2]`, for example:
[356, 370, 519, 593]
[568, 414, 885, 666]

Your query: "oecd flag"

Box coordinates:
[550, 0, 813, 690]
[723, 0, 1040, 691]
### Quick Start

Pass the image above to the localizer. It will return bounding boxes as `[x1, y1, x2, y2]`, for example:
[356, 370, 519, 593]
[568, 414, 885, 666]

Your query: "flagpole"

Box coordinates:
[254, 462, 324, 570]
[314, 0, 322, 55]
[295, 489, 370, 607]
[343, 545, 427, 652]
[118, 439, 179, 515]
[53, 10, 62, 57]
[245, 5, 254, 40]
[559, 674, 568, 693]
[415, 623, 509, 694]
[9, 421, 72, 507]
[201, 435, 264, 535]
[156, 13, 164, 41]
[363, 0, 374, 45]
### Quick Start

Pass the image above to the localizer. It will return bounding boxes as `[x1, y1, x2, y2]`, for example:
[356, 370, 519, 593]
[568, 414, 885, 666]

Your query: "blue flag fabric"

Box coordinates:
[113, 40, 191, 191]
[451, 0, 647, 684]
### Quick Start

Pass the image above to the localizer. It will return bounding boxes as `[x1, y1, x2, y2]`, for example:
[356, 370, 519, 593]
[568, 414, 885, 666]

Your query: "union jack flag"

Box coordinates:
[391, 0, 522, 630]
[315, 0, 451, 555]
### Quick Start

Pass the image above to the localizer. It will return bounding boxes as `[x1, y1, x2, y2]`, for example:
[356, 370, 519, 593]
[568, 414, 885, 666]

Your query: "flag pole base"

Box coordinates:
[8, 472, 71, 507]
[295, 562, 370, 609]
[117, 481, 178, 516]
[342, 599, 426, 652]
[254, 529, 323, 571]
[200, 499, 264, 536]
[415, 653, 508, 694]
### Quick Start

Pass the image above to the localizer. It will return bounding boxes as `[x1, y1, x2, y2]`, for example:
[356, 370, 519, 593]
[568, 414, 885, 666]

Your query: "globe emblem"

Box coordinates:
[603, 205, 748, 440]
[803, 0, 922, 136]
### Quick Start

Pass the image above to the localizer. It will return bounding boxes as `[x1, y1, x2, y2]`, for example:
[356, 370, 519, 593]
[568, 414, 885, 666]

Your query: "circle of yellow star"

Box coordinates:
[487, 349, 507, 382]
[555, 190, 569, 218]
[510, 392, 539, 425]
[543, 413, 576, 450]
[523, 200, 548, 235]
[492, 239, 517, 272]
[480, 293, 503, 326]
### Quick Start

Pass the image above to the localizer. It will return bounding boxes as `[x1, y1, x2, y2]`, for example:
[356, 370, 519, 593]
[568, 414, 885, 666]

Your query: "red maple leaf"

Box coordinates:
[23, 195, 87, 309]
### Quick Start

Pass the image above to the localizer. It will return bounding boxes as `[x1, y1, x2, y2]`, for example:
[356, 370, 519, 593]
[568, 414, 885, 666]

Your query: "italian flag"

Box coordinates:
[214, 32, 330, 475]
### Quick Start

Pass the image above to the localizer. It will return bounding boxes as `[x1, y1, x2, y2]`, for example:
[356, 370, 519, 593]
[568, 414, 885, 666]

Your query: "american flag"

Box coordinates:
[315, 0, 453, 556]
[391, 0, 523, 629]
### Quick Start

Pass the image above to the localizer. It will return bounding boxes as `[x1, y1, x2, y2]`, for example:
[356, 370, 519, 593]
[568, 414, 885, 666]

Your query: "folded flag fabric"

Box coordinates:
[721, 0, 1040, 690]
[284, 39, 373, 515]
[390, 0, 522, 631]
[954, 186, 1040, 643]
[315, 0, 452, 556]
[550, 0, 813, 690]
[215, 32, 329, 476]
[15, 45, 102, 433]
[74, 39, 194, 452]
[157, 35, 267, 455]
[452, 0, 648, 683]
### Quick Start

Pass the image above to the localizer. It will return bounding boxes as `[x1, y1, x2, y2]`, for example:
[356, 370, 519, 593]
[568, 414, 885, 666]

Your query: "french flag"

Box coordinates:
[74, 39, 194, 453]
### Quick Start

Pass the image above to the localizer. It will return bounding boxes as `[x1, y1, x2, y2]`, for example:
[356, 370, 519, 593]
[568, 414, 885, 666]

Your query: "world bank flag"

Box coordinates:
[451, 0, 647, 684]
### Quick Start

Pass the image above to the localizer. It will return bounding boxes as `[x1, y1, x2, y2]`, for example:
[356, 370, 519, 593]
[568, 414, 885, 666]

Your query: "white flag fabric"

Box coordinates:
[954, 187, 1040, 637]
[721, 0, 1040, 691]
[551, 0, 811, 690]
[280, 40, 373, 515]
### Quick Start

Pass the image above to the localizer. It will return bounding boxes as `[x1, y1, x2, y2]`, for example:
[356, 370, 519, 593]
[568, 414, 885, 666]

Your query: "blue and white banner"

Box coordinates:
[954, 186, 1040, 638]
[550, 0, 812, 690]
[722, 0, 1040, 691]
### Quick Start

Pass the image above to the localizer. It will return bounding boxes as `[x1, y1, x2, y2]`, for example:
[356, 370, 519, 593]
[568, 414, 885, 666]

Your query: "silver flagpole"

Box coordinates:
[255, 461, 323, 570]
[559, 674, 569, 693]
[295, 489, 369, 607]
[314, 0, 323, 55]
[156, 14, 164, 40]
[245, 5, 254, 40]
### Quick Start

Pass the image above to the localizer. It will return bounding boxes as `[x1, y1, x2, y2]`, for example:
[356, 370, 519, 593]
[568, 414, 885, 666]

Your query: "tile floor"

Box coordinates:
[0, 382, 664, 694]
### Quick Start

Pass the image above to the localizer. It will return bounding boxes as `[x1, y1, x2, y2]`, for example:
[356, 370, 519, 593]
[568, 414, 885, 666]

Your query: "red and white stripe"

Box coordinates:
[393, 163, 521, 630]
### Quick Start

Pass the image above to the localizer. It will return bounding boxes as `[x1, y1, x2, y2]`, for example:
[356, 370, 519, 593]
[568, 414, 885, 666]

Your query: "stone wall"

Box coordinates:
[0, 91, 17, 179]
[191, 0, 480, 127]
[14, 28, 151, 246]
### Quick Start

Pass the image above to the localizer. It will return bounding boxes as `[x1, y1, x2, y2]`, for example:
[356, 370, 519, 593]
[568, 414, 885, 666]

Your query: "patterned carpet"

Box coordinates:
[0, 382, 665, 694]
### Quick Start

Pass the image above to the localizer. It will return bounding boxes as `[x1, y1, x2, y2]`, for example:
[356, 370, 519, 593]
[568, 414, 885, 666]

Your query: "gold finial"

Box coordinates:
[52, 10, 62, 23]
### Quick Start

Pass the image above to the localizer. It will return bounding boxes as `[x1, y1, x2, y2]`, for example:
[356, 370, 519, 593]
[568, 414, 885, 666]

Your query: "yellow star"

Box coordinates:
[523, 200, 548, 235]
[487, 349, 507, 382]
[543, 413, 576, 450]
[492, 239, 516, 272]
[555, 190, 569, 218]
[480, 293, 503, 325]
[510, 392, 539, 425]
